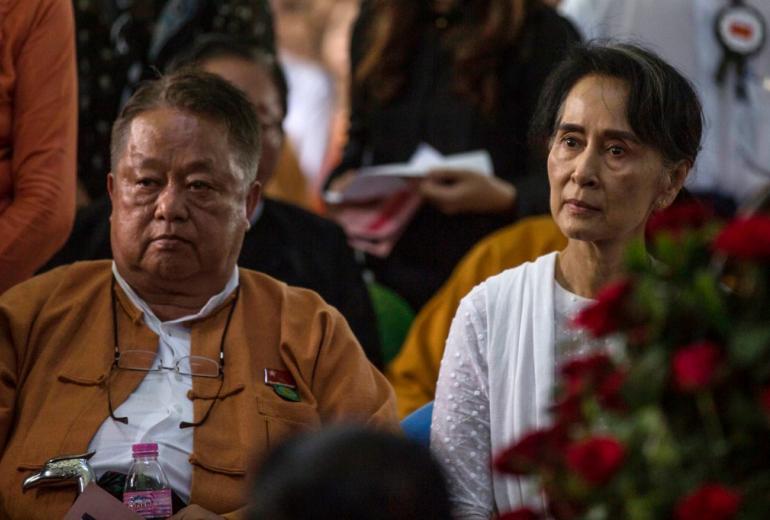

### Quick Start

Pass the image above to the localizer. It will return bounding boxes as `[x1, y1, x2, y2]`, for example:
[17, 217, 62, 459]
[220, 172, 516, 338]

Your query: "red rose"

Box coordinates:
[675, 484, 741, 520]
[499, 507, 542, 520]
[494, 426, 566, 475]
[671, 341, 722, 392]
[572, 279, 633, 337]
[561, 352, 613, 384]
[557, 353, 625, 414]
[712, 215, 770, 260]
[759, 386, 770, 416]
[552, 386, 583, 425]
[597, 369, 626, 411]
[646, 200, 714, 239]
[565, 436, 625, 485]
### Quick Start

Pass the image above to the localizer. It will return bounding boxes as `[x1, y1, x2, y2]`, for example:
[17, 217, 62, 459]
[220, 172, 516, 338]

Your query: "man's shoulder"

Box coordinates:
[1, 260, 112, 316]
[238, 267, 332, 307]
[5, 260, 111, 296]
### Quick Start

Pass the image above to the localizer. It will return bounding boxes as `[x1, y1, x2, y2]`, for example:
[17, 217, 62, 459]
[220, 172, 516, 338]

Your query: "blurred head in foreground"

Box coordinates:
[248, 426, 451, 520]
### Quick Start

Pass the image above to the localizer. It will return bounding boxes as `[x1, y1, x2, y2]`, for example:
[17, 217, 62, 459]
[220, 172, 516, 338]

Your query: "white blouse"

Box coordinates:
[431, 253, 607, 518]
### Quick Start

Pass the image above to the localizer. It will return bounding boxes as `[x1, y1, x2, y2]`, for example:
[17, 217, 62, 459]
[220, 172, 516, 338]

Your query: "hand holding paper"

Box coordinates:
[420, 169, 517, 215]
[325, 144, 494, 204]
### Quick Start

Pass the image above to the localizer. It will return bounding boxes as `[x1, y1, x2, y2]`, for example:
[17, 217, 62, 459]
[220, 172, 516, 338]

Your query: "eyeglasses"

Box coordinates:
[107, 279, 238, 429]
[116, 350, 222, 378]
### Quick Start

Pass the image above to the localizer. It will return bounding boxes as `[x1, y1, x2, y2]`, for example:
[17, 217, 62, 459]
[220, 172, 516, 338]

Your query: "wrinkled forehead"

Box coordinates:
[120, 108, 248, 181]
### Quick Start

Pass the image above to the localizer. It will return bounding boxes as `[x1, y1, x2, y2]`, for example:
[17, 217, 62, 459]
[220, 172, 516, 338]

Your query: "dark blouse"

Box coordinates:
[328, 3, 580, 311]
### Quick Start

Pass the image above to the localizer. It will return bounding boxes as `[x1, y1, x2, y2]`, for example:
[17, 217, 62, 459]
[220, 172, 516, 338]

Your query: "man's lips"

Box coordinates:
[150, 235, 191, 246]
[564, 198, 600, 211]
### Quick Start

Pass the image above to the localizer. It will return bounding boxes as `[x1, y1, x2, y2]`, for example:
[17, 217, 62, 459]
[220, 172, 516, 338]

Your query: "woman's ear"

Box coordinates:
[657, 160, 691, 210]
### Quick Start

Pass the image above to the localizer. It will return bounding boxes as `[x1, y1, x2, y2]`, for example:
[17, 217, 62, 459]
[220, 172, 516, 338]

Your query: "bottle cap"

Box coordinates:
[132, 443, 159, 456]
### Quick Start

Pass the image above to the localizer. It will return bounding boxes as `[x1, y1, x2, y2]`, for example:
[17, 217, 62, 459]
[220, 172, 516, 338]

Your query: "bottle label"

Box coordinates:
[123, 488, 173, 518]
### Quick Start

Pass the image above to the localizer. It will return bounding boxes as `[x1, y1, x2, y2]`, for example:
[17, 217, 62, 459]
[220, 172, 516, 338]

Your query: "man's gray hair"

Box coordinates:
[110, 69, 262, 183]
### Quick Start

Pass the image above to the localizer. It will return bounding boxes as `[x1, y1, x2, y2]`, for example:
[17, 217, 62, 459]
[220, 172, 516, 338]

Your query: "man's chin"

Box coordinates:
[142, 258, 197, 282]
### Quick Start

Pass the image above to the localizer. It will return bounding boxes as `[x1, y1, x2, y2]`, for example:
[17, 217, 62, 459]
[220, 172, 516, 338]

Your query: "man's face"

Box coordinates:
[202, 56, 284, 185]
[109, 107, 260, 295]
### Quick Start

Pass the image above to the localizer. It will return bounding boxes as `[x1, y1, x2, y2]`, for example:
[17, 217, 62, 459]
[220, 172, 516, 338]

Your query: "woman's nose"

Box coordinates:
[571, 148, 600, 188]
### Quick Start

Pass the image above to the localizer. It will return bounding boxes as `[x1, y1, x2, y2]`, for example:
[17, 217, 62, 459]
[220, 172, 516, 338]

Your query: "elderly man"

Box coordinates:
[0, 70, 397, 518]
[43, 35, 383, 369]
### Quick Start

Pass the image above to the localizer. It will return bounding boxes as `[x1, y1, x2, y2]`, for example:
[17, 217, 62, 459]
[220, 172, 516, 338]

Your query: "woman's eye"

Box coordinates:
[608, 145, 625, 157]
[562, 136, 579, 148]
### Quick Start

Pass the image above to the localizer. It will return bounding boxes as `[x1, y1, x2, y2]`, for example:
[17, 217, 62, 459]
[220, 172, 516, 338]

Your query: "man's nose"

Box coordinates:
[571, 147, 600, 188]
[154, 184, 189, 222]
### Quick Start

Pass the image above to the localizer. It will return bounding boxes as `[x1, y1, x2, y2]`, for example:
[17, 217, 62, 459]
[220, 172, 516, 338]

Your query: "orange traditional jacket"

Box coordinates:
[0, 0, 77, 293]
[0, 261, 398, 518]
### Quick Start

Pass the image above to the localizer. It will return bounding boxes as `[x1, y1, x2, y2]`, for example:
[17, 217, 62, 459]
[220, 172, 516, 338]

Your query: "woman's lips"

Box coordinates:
[564, 198, 600, 213]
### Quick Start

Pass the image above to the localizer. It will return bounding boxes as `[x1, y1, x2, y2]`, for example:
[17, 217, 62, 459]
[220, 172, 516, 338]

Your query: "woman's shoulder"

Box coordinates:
[478, 251, 557, 293]
[458, 251, 557, 317]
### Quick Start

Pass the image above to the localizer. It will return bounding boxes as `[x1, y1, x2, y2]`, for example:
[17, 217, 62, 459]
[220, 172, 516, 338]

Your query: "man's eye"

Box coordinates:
[189, 181, 212, 191]
[136, 178, 157, 187]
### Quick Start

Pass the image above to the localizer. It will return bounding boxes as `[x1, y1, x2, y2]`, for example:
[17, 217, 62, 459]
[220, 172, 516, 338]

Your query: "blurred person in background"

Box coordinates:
[0, 0, 77, 294]
[271, 0, 341, 199]
[325, 0, 580, 311]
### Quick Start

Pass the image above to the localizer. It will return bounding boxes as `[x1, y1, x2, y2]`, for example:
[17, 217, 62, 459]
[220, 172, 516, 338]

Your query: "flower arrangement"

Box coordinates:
[494, 202, 770, 520]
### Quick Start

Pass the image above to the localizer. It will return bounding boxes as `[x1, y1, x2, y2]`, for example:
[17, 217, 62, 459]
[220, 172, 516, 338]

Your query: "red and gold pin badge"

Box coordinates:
[264, 368, 301, 402]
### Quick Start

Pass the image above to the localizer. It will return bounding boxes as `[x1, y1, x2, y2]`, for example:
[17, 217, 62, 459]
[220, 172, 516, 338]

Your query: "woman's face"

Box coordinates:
[548, 74, 684, 244]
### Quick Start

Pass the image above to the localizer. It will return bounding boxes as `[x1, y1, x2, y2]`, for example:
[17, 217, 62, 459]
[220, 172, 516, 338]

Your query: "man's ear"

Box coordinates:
[658, 160, 691, 210]
[246, 180, 262, 220]
[107, 172, 115, 201]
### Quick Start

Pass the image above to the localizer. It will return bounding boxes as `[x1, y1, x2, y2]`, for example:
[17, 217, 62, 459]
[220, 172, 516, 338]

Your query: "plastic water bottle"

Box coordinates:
[122, 443, 173, 519]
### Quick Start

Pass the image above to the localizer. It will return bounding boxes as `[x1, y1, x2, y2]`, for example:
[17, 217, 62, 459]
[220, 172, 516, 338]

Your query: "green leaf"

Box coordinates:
[729, 325, 770, 368]
[624, 349, 667, 407]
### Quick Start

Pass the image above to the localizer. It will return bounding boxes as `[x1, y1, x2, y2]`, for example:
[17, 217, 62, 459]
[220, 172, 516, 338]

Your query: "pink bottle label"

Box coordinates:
[123, 488, 173, 518]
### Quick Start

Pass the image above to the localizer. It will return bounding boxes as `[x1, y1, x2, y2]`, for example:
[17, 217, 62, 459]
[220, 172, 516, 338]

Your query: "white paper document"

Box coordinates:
[325, 144, 493, 204]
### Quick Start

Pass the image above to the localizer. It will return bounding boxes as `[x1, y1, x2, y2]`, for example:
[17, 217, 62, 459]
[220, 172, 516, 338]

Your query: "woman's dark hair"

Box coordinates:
[355, 0, 538, 114]
[166, 33, 289, 118]
[111, 69, 261, 182]
[530, 42, 704, 167]
[248, 426, 452, 520]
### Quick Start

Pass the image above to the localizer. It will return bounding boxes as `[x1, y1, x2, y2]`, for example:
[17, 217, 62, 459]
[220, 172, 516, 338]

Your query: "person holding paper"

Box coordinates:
[324, 0, 580, 311]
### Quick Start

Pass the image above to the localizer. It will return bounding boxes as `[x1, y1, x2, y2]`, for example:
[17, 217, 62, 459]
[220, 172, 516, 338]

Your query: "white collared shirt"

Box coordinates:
[87, 263, 239, 503]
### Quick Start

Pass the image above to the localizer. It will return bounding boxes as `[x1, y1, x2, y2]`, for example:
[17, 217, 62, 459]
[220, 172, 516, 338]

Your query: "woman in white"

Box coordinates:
[431, 43, 704, 518]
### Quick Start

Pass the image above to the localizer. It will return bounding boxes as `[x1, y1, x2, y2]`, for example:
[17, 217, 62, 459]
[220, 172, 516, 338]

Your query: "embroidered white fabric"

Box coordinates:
[431, 280, 594, 518]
